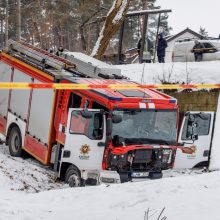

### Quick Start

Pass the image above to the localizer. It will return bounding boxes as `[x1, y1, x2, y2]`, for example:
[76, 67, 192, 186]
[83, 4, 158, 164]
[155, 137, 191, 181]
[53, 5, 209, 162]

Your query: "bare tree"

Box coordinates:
[91, 0, 130, 59]
[142, 0, 148, 10]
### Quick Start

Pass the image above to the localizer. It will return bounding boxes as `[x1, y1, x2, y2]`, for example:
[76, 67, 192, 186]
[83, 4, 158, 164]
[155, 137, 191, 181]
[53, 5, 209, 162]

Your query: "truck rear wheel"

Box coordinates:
[8, 126, 23, 157]
[65, 165, 84, 187]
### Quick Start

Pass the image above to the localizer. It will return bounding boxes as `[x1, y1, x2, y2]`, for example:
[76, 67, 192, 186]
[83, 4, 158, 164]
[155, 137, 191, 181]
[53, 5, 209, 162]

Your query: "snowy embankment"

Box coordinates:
[117, 61, 220, 84]
[1, 168, 220, 220]
[0, 145, 64, 193]
[0, 143, 217, 220]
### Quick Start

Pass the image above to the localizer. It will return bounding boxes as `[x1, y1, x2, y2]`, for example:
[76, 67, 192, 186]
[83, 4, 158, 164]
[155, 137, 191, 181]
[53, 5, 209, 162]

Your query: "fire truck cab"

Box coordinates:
[53, 78, 178, 185]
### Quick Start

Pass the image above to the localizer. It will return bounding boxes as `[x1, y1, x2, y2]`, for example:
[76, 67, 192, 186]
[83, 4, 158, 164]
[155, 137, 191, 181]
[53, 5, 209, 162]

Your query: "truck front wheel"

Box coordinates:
[8, 126, 23, 157]
[65, 165, 84, 187]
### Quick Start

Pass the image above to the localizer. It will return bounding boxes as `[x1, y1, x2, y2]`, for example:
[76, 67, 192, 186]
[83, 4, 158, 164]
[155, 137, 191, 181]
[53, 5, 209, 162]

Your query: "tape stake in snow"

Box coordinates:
[0, 82, 220, 90]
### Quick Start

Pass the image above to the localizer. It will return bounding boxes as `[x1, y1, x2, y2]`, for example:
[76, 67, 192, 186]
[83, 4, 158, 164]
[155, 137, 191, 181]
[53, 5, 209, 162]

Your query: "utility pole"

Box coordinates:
[17, 0, 21, 40]
[5, 0, 8, 46]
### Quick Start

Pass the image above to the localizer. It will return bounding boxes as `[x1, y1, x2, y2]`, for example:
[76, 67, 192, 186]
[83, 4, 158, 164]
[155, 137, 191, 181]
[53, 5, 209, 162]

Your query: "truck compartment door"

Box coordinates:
[63, 108, 106, 170]
[0, 63, 12, 134]
[174, 111, 215, 169]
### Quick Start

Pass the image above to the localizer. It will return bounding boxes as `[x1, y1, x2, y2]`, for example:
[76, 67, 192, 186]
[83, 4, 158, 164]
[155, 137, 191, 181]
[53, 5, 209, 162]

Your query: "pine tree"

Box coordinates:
[0, 0, 171, 56]
[199, 26, 208, 39]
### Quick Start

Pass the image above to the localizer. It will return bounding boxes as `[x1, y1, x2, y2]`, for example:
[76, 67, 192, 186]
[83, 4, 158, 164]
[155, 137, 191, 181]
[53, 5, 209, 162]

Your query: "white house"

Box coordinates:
[165, 28, 203, 62]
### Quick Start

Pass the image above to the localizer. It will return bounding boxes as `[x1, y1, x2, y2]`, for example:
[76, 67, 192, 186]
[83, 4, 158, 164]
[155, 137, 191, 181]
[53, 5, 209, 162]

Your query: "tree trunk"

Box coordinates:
[91, 0, 130, 59]
[142, 0, 148, 10]
[79, 25, 87, 52]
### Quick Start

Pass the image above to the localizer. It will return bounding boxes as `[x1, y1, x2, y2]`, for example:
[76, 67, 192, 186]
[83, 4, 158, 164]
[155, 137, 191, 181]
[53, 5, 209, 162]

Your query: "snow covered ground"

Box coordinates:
[0, 145, 64, 193]
[1, 61, 220, 220]
[0, 141, 218, 220]
[117, 61, 220, 85]
[0, 146, 219, 220]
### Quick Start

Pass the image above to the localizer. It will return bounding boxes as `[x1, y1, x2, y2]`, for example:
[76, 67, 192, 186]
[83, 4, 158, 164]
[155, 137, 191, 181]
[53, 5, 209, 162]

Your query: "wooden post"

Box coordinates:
[153, 13, 161, 63]
[118, 20, 125, 64]
[5, 0, 8, 46]
[17, 0, 21, 41]
[140, 13, 149, 63]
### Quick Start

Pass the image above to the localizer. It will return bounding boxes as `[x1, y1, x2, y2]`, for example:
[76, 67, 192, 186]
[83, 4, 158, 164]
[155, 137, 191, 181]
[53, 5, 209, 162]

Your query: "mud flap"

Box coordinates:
[0, 133, 6, 144]
[119, 172, 132, 183]
[148, 171, 163, 179]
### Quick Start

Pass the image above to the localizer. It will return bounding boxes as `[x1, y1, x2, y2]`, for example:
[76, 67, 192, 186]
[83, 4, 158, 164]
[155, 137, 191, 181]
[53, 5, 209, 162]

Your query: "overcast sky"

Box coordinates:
[156, 0, 220, 38]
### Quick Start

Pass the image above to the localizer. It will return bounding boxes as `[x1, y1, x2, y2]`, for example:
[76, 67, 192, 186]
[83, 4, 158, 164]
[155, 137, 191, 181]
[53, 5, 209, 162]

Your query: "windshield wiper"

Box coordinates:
[151, 139, 171, 145]
[124, 138, 171, 145]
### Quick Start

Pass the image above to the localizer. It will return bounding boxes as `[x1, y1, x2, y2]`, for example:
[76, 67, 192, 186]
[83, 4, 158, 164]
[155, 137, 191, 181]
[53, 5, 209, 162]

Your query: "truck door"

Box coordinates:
[62, 108, 106, 171]
[174, 111, 215, 169]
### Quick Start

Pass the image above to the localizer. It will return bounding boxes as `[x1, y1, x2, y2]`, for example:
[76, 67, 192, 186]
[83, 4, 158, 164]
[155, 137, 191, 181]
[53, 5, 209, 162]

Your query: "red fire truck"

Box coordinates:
[0, 40, 181, 186]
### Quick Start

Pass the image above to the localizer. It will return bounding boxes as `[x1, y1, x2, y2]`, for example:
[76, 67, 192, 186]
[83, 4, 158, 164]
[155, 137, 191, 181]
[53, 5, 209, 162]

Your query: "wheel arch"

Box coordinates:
[60, 162, 80, 180]
[193, 161, 209, 168]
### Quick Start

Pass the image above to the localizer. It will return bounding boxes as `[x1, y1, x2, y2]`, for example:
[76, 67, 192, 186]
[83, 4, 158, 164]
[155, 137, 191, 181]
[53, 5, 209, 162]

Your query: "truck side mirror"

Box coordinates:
[93, 113, 103, 139]
[106, 118, 112, 136]
[80, 109, 92, 118]
[112, 115, 122, 123]
[199, 113, 209, 120]
[192, 122, 198, 128]
[93, 113, 103, 129]
[188, 114, 195, 123]
[192, 134, 198, 141]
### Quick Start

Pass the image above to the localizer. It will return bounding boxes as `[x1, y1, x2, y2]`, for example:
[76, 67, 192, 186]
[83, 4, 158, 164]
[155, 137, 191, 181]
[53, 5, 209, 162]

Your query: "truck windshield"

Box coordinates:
[112, 109, 177, 146]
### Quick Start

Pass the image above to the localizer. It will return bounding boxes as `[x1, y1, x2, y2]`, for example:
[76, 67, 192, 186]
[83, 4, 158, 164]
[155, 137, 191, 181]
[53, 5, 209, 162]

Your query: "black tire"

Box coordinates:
[8, 126, 23, 157]
[65, 165, 84, 187]
[148, 171, 163, 180]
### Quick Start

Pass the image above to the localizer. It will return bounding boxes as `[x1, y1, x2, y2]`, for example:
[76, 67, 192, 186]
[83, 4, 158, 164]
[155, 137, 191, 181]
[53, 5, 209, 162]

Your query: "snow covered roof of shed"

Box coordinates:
[167, 28, 203, 43]
[126, 9, 171, 17]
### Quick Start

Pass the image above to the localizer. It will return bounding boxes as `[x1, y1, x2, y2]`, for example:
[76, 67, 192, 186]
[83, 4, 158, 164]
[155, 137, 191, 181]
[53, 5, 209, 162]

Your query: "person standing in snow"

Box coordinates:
[191, 40, 205, 62]
[157, 33, 167, 63]
[56, 45, 64, 56]
[137, 38, 142, 56]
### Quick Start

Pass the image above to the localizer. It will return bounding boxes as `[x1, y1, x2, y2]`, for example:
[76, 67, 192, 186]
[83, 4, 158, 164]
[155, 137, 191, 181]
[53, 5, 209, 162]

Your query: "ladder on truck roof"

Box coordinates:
[5, 40, 125, 80]
[61, 51, 124, 79]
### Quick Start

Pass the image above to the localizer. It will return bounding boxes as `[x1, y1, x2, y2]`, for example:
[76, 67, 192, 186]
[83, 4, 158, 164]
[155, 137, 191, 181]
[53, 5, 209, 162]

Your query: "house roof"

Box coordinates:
[167, 28, 203, 43]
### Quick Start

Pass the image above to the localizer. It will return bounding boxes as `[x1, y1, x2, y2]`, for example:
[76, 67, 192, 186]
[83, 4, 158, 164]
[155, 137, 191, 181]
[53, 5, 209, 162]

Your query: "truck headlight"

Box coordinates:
[162, 149, 172, 163]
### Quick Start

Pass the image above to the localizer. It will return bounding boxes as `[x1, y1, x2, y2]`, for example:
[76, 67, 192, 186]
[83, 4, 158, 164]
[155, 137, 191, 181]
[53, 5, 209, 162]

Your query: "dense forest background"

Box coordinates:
[0, 0, 171, 55]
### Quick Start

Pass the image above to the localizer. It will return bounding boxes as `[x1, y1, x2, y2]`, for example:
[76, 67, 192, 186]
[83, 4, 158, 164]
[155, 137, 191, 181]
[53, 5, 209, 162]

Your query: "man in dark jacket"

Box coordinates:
[191, 40, 205, 62]
[137, 38, 142, 56]
[56, 45, 64, 56]
[157, 33, 167, 63]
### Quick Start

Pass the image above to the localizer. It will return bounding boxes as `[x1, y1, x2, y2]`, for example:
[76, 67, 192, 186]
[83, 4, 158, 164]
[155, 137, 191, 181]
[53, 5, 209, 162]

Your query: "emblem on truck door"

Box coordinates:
[79, 144, 90, 160]
[181, 145, 197, 159]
